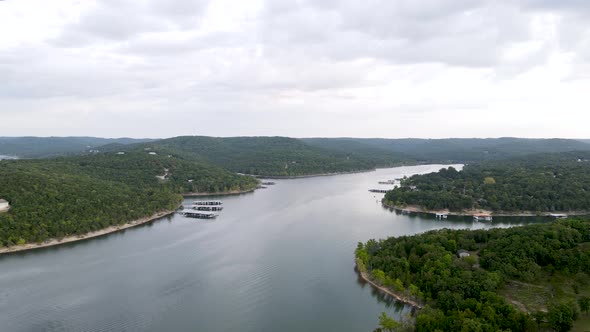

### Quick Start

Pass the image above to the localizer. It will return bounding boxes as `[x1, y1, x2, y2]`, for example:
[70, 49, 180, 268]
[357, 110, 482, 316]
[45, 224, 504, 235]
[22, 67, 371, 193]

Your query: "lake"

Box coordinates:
[0, 165, 548, 332]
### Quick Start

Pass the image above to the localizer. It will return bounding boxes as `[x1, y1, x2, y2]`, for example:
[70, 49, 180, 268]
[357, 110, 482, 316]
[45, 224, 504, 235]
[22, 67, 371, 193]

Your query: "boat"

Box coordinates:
[193, 200, 223, 206]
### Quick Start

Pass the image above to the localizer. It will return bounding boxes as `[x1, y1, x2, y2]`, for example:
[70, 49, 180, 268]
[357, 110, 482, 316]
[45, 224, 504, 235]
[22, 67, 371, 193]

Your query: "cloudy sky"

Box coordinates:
[1, 0, 590, 138]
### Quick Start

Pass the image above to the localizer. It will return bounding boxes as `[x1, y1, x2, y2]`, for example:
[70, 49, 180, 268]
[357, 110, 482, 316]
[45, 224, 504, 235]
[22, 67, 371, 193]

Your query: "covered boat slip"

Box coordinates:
[178, 209, 218, 219]
[193, 200, 223, 206]
[189, 205, 224, 211]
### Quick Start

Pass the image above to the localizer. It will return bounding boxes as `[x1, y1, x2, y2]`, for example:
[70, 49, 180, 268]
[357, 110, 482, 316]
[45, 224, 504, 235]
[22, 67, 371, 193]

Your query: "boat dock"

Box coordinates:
[378, 180, 397, 185]
[190, 205, 224, 211]
[369, 189, 388, 193]
[473, 215, 493, 222]
[435, 213, 448, 219]
[549, 213, 568, 219]
[179, 209, 218, 219]
[193, 200, 223, 206]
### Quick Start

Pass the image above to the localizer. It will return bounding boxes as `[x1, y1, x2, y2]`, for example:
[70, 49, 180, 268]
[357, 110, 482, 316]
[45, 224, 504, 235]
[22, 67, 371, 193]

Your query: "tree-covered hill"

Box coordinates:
[298, 138, 413, 167]
[104, 136, 380, 176]
[0, 152, 258, 246]
[304, 137, 590, 163]
[358, 219, 590, 331]
[0, 136, 154, 158]
[383, 151, 590, 213]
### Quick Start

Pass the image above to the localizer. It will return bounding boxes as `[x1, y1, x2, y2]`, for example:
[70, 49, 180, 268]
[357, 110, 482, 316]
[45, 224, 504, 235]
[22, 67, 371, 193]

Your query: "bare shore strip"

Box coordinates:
[182, 187, 257, 196]
[0, 210, 176, 255]
[383, 202, 589, 217]
[357, 268, 424, 309]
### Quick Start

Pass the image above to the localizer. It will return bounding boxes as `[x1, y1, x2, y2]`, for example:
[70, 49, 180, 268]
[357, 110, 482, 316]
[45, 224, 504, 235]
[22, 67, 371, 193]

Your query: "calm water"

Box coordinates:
[0, 165, 548, 332]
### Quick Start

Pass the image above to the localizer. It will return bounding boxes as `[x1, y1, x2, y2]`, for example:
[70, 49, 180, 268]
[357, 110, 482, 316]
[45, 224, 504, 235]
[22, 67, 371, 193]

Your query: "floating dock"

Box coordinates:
[473, 215, 493, 222]
[190, 205, 224, 211]
[179, 209, 218, 219]
[378, 180, 397, 185]
[369, 189, 388, 193]
[549, 213, 568, 219]
[435, 213, 448, 219]
[193, 200, 223, 206]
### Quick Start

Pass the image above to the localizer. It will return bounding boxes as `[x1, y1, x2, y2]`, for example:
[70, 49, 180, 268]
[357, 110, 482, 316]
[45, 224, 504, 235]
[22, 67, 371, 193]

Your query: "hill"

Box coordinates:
[0, 137, 154, 158]
[0, 152, 258, 247]
[383, 151, 590, 213]
[104, 136, 380, 176]
[303, 137, 590, 163]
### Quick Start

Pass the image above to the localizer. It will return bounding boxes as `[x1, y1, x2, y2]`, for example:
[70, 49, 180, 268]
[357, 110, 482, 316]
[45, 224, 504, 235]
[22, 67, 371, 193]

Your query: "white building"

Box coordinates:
[0, 199, 10, 212]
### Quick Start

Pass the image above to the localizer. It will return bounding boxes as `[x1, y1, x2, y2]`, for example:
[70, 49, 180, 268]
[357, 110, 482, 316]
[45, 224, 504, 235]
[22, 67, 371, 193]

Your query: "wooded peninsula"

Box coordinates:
[384, 152, 590, 215]
[358, 219, 590, 332]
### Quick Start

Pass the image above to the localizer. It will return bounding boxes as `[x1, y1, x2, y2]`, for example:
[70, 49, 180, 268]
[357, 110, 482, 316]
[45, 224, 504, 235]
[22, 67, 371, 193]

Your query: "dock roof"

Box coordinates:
[179, 209, 216, 216]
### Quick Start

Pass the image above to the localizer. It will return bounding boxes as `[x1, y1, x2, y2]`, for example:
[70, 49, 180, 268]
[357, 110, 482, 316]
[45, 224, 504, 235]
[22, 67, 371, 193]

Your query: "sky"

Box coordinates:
[1, 0, 590, 138]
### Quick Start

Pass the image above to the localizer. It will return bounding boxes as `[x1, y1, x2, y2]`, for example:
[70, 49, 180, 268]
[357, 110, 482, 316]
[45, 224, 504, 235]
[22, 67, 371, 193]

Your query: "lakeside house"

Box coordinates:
[457, 249, 470, 258]
[0, 199, 10, 212]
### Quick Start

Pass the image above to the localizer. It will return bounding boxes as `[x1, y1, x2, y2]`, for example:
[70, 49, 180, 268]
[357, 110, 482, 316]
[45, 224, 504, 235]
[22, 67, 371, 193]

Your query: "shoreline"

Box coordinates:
[249, 169, 375, 179]
[0, 209, 177, 255]
[383, 202, 590, 217]
[182, 187, 257, 197]
[357, 267, 424, 309]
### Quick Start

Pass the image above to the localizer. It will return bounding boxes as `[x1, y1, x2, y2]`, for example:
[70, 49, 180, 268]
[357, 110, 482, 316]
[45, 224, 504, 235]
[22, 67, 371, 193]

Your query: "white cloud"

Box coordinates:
[1, 0, 590, 138]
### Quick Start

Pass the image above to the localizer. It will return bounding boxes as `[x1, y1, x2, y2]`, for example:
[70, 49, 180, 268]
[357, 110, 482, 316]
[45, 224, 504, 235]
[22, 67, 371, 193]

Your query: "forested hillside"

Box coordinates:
[358, 219, 590, 331]
[303, 137, 590, 163]
[0, 137, 153, 158]
[383, 152, 590, 212]
[104, 136, 379, 176]
[0, 152, 258, 246]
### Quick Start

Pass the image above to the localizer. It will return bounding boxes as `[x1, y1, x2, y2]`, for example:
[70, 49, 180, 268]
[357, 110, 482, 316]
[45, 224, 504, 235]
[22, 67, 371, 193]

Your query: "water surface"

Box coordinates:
[0, 165, 547, 332]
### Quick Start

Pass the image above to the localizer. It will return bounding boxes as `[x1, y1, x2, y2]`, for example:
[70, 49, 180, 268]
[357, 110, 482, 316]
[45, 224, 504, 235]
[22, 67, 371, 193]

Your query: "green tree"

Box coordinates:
[377, 312, 400, 332]
[548, 303, 579, 332]
[579, 296, 590, 315]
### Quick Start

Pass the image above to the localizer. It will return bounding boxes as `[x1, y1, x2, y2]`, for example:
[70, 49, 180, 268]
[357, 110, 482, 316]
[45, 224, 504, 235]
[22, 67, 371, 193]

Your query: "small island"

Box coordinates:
[382, 152, 590, 218]
[357, 218, 590, 331]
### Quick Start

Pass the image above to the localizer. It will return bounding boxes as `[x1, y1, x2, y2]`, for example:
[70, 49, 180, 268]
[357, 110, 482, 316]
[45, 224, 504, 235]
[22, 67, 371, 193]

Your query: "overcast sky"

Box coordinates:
[1, 0, 590, 138]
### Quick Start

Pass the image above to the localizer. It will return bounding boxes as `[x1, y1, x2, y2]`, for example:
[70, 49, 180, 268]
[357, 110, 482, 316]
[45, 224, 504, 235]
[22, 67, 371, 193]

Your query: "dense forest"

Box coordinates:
[0, 137, 152, 158]
[303, 137, 590, 163]
[358, 219, 590, 331]
[0, 152, 258, 246]
[5, 136, 590, 177]
[103, 136, 383, 176]
[383, 152, 590, 213]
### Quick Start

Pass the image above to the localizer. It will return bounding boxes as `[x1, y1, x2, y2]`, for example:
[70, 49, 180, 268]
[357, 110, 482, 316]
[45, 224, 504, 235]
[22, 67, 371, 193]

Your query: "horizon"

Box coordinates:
[1, 135, 590, 141]
[2, 1, 590, 138]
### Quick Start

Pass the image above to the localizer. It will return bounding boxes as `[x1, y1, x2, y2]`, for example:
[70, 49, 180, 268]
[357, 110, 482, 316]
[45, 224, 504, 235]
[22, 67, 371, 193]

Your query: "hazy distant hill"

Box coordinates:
[104, 136, 385, 176]
[0, 137, 154, 158]
[302, 137, 590, 163]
